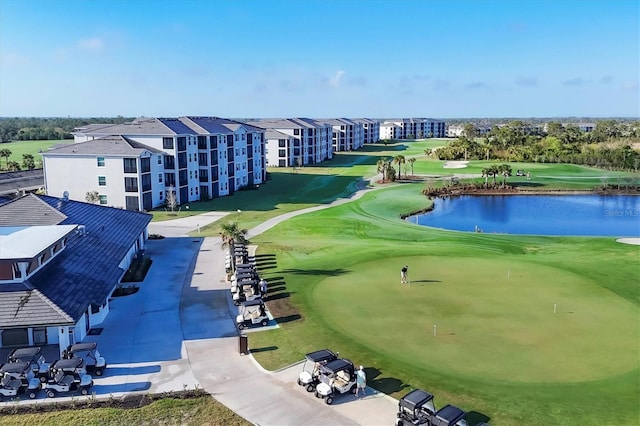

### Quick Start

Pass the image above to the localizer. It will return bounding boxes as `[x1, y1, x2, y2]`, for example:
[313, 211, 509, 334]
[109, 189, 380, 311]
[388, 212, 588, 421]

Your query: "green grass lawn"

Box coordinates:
[247, 183, 640, 425]
[0, 139, 67, 169]
[0, 396, 249, 426]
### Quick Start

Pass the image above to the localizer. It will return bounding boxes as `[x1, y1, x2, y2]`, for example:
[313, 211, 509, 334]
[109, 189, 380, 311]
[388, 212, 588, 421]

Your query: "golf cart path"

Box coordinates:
[180, 179, 398, 425]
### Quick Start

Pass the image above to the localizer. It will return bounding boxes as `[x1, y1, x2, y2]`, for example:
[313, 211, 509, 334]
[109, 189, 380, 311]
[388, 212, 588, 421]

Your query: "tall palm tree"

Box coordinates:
[0, 148, 11, 170]
[376, 157, 389, 182]
[394, 155, 406, 178]
[408, 157, 416, 176]
[498, 164, 512, 187]
[220, 222, 249, 272]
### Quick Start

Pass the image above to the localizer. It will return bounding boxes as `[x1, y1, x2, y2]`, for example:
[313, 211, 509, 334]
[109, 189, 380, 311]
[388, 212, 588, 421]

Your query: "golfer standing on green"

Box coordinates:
[356, 365, 367, 397]
[401, 265, 408, 284]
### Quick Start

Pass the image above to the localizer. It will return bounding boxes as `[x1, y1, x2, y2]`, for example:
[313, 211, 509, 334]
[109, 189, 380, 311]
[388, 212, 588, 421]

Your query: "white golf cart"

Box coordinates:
[0, 362, 41, 399]
[315, 358, 357, 404]
[232, 279, 261, 306]
[63, 342, 107, 376]
[297, 349, 338, 392]
[44, 369, 93, 398]
[7, 346, 51, 383]
[236, 299, 269, 330]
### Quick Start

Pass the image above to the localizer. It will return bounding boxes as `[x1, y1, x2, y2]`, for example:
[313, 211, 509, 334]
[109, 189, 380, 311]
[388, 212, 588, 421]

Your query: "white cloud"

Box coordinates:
[77, 37, 104, 52]
[329, 70, 346, 87]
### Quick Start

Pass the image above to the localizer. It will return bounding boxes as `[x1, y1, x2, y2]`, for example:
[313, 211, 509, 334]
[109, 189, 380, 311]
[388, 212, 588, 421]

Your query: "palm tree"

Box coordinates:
[424, 148, 433, 157]
[220, 222, 249, 272]
[489, 164, 499, 186]
[498, 164, 512, 187]
[394, 155, 406, 178]
[0, 148, 11, 170]
[408, 157, 416, 176]
[481, 167, 490, 186]
[376, 157, 389, 182]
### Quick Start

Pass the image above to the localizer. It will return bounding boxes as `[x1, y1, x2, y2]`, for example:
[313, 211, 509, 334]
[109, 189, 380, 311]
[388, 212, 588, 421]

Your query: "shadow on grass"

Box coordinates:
[468, 411, 491, 425]
[273, 314, 301, 324]
[250, 346, 278, 353]
[280, 268, 350, 276]
[409, 279, 442, 284]
[269, 285, 286, 293]
[365, 367, 409, 394]
[268, 291, 293, 301]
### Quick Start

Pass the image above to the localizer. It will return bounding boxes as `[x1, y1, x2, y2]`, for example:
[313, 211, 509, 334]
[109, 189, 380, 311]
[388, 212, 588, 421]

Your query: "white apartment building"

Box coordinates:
[319, 118, 365, 152]
[254, 118, 333, 168]
[45, 117, 266, 211]
[381, 118, 447, 139]
[352, 118, 380, 143]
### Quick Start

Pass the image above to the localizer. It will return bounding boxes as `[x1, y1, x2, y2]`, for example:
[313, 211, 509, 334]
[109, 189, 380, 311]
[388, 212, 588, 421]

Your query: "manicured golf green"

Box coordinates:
[313, 256, 638, 383]
[248, 180, 640, 425]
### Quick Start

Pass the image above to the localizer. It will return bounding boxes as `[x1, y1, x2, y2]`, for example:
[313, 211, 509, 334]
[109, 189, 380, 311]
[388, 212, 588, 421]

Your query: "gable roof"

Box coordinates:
[0, 194, 67, 226]
[0, 194, 151, 325]
[0, 284, 74, 328]
[71, 117, 178, 136]
[43, 135, 163, 157]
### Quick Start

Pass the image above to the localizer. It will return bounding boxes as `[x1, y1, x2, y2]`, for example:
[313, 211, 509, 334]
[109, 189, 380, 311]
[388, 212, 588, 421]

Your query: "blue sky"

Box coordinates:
[0, 0, 638, 118]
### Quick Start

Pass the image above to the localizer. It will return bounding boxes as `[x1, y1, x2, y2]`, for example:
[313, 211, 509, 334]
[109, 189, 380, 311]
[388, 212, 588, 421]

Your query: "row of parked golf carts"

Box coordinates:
[226, 245, 270, 330]
[296, 348, 488, 425]
[0, 342, 107, 400]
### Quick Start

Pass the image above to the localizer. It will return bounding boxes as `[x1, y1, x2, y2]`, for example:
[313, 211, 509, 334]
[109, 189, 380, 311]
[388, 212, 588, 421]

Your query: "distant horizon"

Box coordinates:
[1, 0, 638, 117]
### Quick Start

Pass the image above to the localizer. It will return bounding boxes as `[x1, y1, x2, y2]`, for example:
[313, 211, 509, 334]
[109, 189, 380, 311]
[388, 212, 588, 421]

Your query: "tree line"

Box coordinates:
[0, 116, 133, 142]
[434, 120, 640, 171]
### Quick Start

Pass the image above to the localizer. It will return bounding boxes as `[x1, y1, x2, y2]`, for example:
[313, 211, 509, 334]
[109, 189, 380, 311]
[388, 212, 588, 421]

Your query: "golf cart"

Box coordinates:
[297, 349, 338, 392]
[50, 358, 88, 382]
[431, 404, 468, 426]
[236, 299, 269, 330]
[44, 368, 93, 398]
[230, 273, 258, 295]
[0, 373, 30, 399]
[0, 362, 41, 399]
[395, 389, 436, 426]
[232, 280, 261, 306]
[63, 342, 107, 376]
[7, 346, 51, 383]
[314, 358, 357, 405]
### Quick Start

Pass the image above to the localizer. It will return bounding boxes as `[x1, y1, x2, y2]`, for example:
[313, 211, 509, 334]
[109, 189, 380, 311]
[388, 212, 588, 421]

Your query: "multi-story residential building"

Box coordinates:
[380, 122, 402, 140]
[352, 118, 380, 143]
[46, 117, 266, 210]
[0, 193, 150, 354]
[319, 118, 365, 152]
[253, 118, 333, 168]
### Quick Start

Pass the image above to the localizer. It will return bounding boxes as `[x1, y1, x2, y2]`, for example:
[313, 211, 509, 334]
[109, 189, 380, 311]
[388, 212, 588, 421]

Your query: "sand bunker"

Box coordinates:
[616, 238, 640, 245]
[443, 161, 469, 169]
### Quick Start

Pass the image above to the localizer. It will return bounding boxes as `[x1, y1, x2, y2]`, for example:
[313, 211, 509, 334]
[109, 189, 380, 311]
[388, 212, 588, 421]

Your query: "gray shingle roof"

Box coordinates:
[43, 135, 163, 156]
[71, 118, 177, 136]
[264, 129, 291, 139]
[0, 195, 66, 226]
[0, 194, 151, 325]
[0, 284, 74, 328]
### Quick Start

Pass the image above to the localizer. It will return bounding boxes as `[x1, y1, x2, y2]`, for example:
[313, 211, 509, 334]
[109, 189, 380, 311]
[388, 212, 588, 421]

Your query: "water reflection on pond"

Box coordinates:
[409, 195, 640, 236]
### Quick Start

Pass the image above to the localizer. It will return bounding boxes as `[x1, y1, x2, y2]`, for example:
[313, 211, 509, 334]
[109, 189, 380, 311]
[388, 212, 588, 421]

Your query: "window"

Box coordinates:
[159, 173, 163, 183]
[279, 149, 286, 157]
[234, 134, 239, 142]
[163, 137, 174, 149]
[278, 139, 286, 147]
[294, 129, 300, 135]
[98, 176, 106, 186]
[157, 156, 162, 165]
[97, 157, 105, 167]
[189, 171, 193, 179]
[242, 147, 246, 155]
[123, 158, 137, 173]
[159, 191, 163, 200]
[141, 157, 150, 173]
[177, 137, 187, 151]
[124, 177, 139, 192]
[99, 195, 107, 205]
